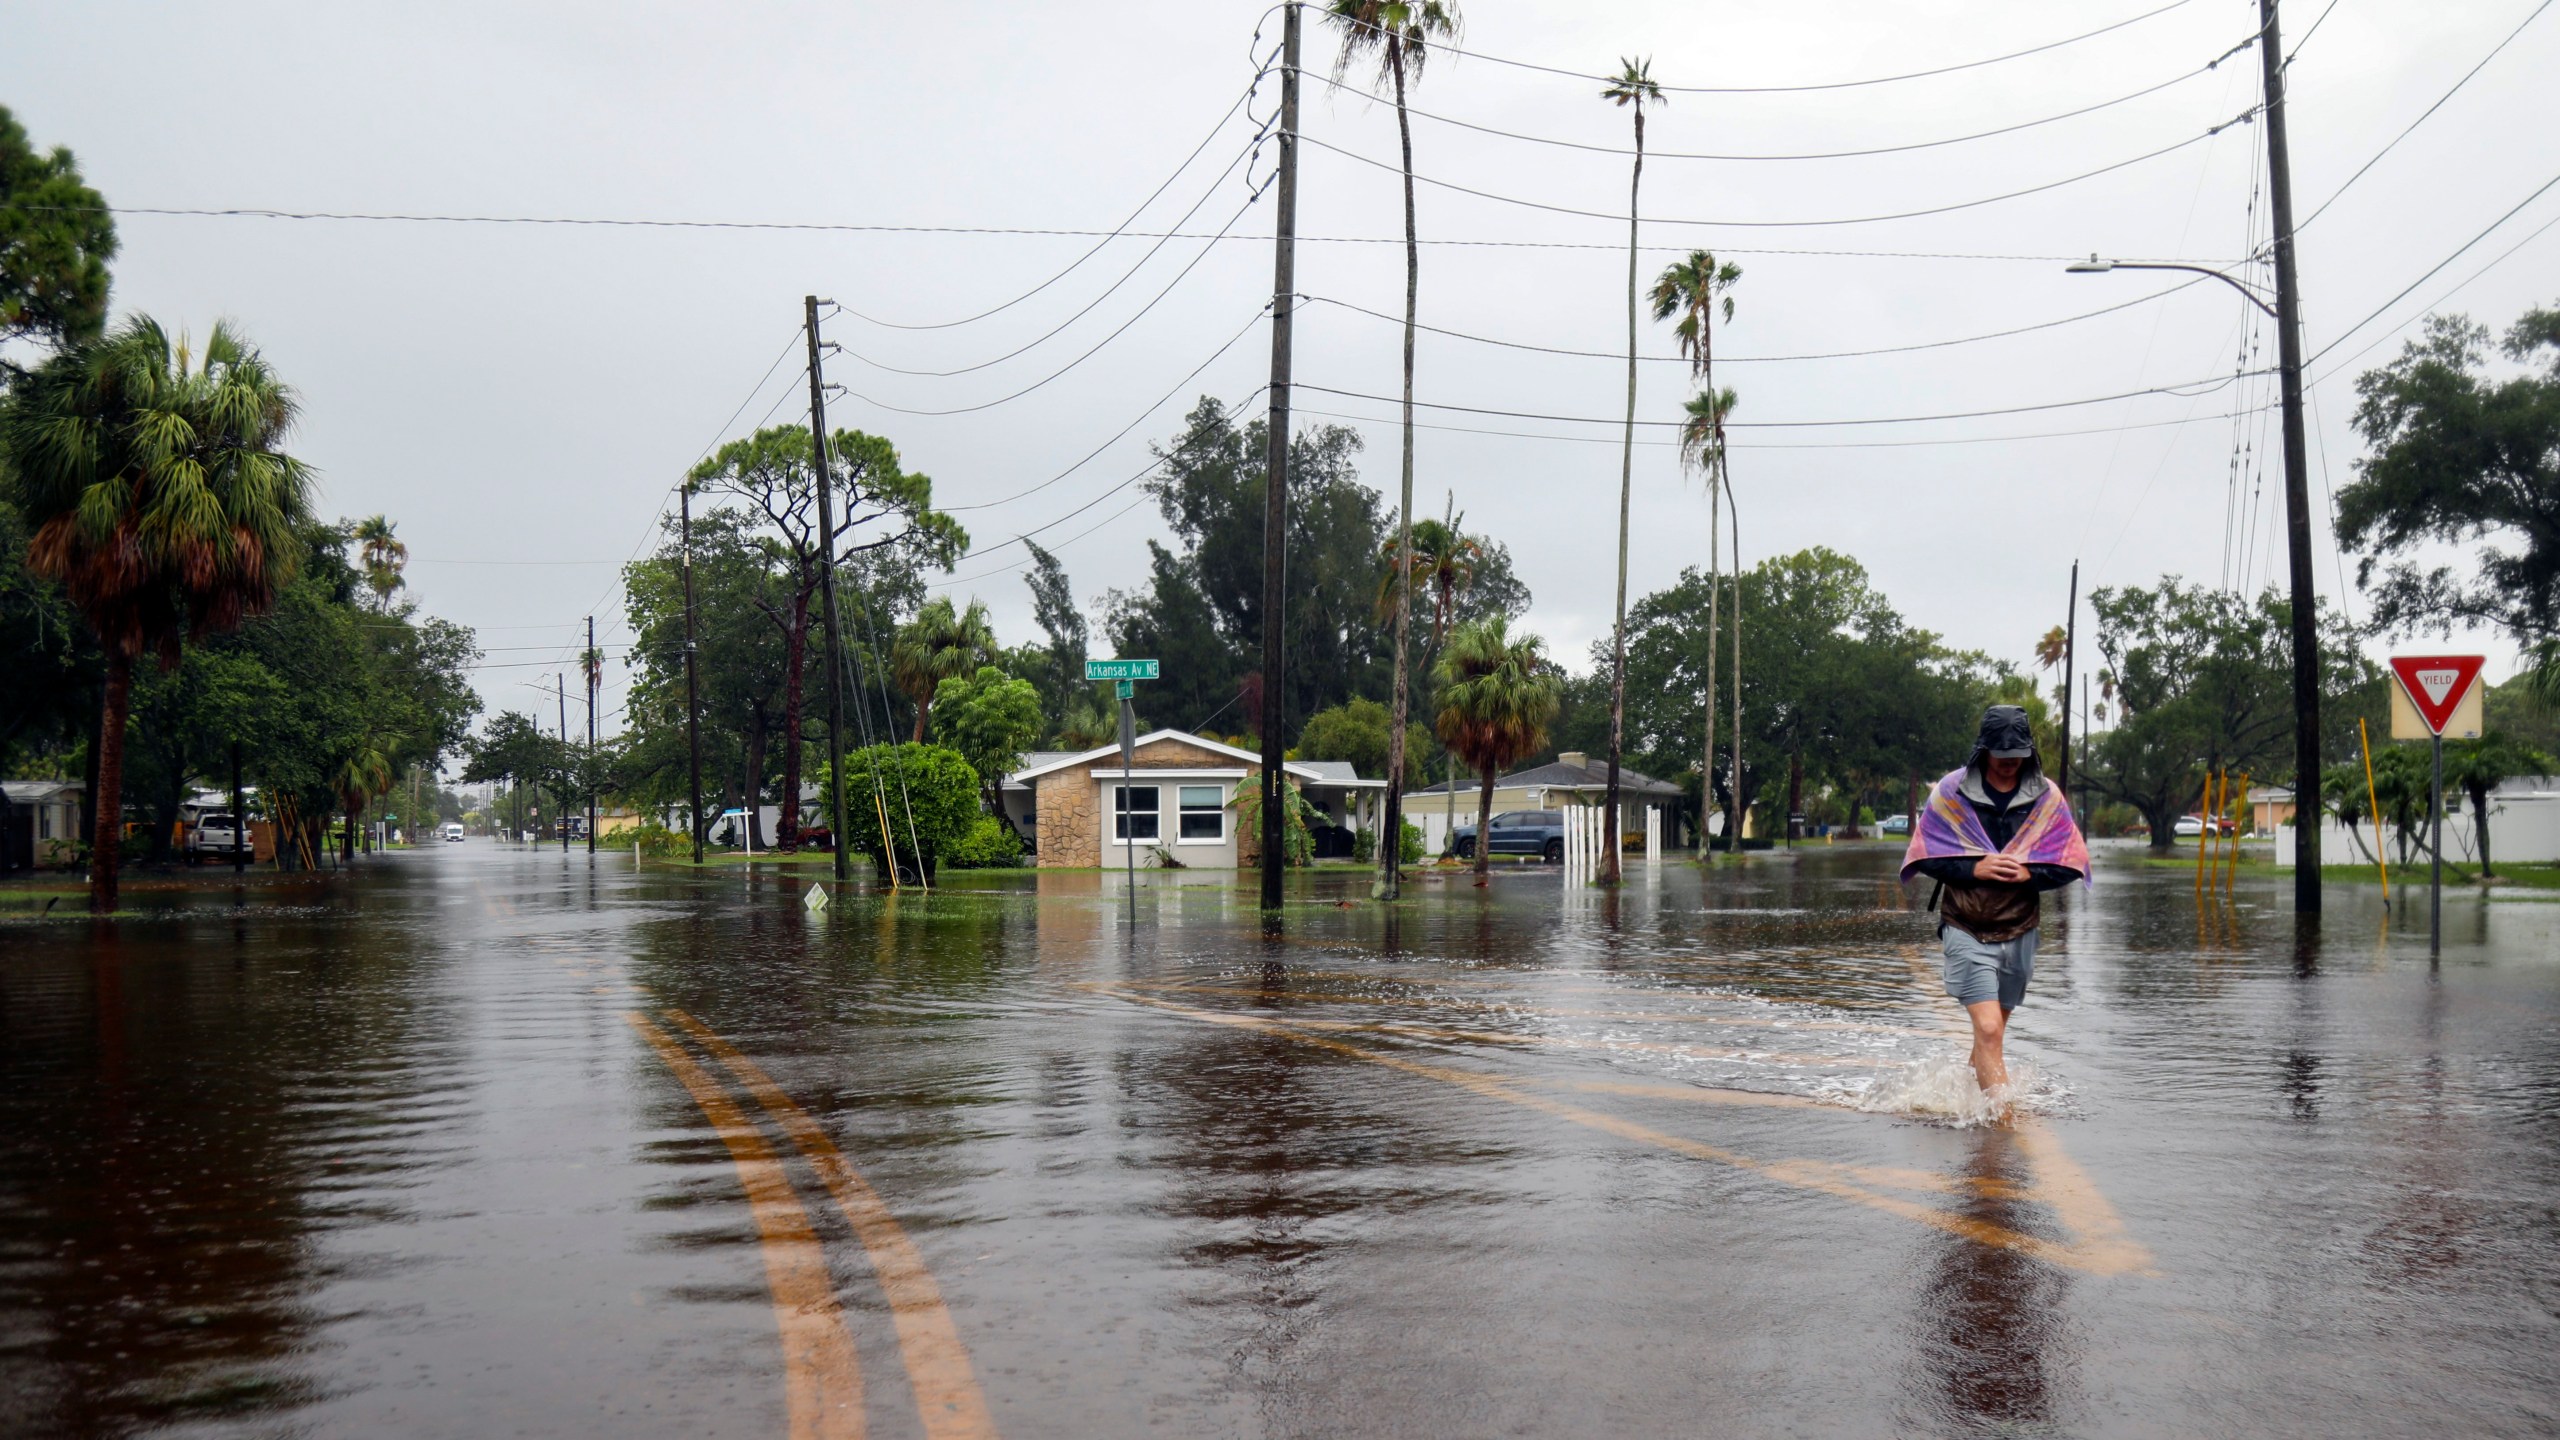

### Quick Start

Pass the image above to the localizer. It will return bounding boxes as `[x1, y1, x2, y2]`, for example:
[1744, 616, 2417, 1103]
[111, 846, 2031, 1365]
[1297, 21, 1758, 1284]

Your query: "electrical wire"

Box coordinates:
[1295, 105, 2260, 230]
[1393, 0, 2200, 95]
[2307, 203, 2560, 390]
[2297, 0, 2554, 230]
[1294, 371, 2267, 430]
[2305, 168, 2560, 366]
[837, 126, 1267, 377]
[1294, 401, 2272, 451]
[942, 304, 1271, 513]
[832, 191, 1266, 417]
[2283, 0, 2344, 63]
[837, 67, 1269, 331]
[1300, 277, 2208, 365]
[1300, 39, 2254, 162]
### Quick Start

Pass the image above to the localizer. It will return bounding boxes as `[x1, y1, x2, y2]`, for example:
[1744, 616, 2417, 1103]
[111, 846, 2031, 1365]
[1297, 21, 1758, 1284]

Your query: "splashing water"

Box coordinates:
[1819, 1054, 2069, 1128]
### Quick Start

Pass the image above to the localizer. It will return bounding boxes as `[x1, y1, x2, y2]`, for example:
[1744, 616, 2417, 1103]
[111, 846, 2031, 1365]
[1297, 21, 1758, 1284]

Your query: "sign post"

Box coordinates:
[1089, 659, 1157, 918]
[2388, 654, 2486, 954]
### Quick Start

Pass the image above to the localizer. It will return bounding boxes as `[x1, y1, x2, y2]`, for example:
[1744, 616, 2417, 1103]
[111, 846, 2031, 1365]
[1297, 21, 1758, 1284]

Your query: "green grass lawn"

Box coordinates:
[2136, 853, 2560, 891]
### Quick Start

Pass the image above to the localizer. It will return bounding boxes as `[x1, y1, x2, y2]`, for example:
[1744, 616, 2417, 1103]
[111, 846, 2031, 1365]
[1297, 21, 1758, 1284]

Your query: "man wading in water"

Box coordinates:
[1900, 706, 2090, 1103]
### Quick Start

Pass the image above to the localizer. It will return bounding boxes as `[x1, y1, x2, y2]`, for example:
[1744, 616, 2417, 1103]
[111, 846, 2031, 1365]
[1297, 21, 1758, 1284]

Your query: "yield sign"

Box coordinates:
[2388, 654, 2486, 736]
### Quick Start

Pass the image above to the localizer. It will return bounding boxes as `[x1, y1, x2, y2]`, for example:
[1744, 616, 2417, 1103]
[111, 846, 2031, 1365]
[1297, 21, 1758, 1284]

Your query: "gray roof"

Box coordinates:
[1001, 752, 1082, 790]
[1409, 757, 1683, 798]
[1294, 760, 1363, 783]
[3, 780, 82, 802]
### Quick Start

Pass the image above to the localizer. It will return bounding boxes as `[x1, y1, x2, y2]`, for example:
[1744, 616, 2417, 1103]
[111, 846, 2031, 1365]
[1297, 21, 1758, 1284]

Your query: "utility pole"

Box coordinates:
[681, 482, 706, 866]
[1256, 0, 1302, 914]
[2059, 560, 2077, 802]
[805, 295, 855, 886]
[2258, 0, 2322, 915]
[585, 615, 598, 856]
[230, 742, 246, 877]
[557, 674, 570, 852]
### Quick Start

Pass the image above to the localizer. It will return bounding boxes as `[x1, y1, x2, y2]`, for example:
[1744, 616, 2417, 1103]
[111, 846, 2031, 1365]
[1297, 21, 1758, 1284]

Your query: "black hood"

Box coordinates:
[1970, 705, 2037, 764]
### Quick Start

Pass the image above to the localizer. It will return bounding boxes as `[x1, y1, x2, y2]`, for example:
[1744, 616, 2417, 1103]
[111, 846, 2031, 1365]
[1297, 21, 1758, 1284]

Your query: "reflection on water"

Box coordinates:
[1903, 1127, 2075, 1436]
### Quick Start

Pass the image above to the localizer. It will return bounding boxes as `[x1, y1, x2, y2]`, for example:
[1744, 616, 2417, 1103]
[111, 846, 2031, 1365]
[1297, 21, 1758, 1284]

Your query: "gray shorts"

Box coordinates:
[1942, 926, 2037, 1009]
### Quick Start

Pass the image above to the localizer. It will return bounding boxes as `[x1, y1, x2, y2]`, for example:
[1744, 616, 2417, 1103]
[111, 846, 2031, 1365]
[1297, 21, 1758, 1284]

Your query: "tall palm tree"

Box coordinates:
[1380, 499, 1483, 841]
[0, 316, 313, 912]
[1656, 248, 1741, 855]
[891, 597, 995, 741]
[1600, 56, 1662, 885]
[354, 513, 407, 609]
[1433, 616, 1561, 885]
[1324, 0, 1463, 902]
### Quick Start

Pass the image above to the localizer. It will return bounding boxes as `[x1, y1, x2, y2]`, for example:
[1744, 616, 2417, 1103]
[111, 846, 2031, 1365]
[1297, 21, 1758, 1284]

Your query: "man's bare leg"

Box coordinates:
[1965, 999, 2010, 1096]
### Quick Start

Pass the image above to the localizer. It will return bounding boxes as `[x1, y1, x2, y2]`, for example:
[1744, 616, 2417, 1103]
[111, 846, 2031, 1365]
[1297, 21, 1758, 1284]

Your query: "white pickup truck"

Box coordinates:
[187, 812, 252, 863]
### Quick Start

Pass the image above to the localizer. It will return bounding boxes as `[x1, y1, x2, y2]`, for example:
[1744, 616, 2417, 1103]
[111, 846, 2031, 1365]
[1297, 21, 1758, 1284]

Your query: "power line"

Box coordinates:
[838, 66, 1269, 331]
[1300, 276, 2208, 365]
[1295, 105, 2260, 231]
[2305, 168, 2560, 366]
[1294, 370, 2267, 431]
[833, 190, 1265, 417]
[836, 127, 1266, 378]
[2307, 203, 2560, 388]
[943, 385, 1270, 569]
[1398, 0, 2200, 95]
[1296, 401, 2270, 451]
[1300, 39, 2253, 162]
[2283, 0, 2345, 63]
[2298, 0, 2554, 230]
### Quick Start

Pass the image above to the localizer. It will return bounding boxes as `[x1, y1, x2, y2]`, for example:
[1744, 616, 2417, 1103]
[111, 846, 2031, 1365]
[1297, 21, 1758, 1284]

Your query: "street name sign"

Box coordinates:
[1114, 679, 1135, 699]
[1085, 658, 1158, 681]
[2388, 655, 2486, 739]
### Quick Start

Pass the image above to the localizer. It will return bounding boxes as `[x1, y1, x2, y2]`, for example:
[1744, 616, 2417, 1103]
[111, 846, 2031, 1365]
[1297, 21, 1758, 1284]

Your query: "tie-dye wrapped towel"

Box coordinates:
[1898, 768, 2090, 885]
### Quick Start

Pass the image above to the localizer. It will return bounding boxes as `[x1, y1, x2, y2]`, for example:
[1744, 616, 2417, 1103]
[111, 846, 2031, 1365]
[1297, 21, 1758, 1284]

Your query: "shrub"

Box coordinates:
[1399, 817, 1425, 864]
[1351, 827, 1377, 864]
[625, 821, 692, 859]
[821, 743, 982, 878]
[942, 814, 1026, 869]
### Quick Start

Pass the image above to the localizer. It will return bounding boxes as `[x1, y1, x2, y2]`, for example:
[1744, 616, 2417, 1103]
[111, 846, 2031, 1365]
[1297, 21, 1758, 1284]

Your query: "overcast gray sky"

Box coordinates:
[10, 0, 2556, 742]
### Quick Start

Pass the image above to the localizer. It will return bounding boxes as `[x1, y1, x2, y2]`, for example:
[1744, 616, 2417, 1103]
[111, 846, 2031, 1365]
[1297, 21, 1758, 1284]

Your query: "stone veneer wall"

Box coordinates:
[1032, 737, 1282, 868]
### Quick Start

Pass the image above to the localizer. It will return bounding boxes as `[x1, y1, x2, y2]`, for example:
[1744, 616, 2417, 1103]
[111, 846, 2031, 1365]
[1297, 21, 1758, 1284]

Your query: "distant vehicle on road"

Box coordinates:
[2173, 815, 2235, 838]
[442, 823, 466, 842]
[1452, 810, 1568, 863]
[185, 813, 249, 864]
[1879, 814, 1912, 836]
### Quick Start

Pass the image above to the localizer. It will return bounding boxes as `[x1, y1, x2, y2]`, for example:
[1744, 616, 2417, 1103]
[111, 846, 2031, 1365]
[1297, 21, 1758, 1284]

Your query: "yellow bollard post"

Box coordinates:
[2359, 717, 2388, 902]
[2228, 771, 2248, 897]
[2194, 768, 2211, 896]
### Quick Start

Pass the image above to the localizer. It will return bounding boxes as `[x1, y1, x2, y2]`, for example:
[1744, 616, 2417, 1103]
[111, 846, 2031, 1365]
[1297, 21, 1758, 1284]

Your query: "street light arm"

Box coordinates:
[2065, 256, 2279, 318]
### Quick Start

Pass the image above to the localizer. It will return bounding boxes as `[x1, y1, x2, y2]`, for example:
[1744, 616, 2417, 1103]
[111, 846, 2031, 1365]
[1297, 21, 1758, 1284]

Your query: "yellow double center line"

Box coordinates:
[629, 1008, 999, 1440]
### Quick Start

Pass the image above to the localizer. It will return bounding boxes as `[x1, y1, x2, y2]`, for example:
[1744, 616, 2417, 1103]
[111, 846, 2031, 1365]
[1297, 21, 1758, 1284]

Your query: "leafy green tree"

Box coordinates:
[2340, 308, 2560, 639]
[1295, 697, 1428, 786]
[892, 597, 997, 742]
[1102, 397, 1390, 727]
[2443, 731, 2555, 878]
[1018, 539, 1089, 723]
[0, 106, 117, 363]
[0, 317, 313, 909]
[822, 743, 980, 879]
[930, 665, 1042, 815]
[1435, 616, 1561, 882]
[2085, 578, 2373, 850]
[684, 428, 961, 848]
[462, 712, 573, 841]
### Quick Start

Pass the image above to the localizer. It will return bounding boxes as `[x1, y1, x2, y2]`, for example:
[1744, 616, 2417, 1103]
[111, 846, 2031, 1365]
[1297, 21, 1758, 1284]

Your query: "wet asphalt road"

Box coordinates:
[2, 841, 2556, 1438]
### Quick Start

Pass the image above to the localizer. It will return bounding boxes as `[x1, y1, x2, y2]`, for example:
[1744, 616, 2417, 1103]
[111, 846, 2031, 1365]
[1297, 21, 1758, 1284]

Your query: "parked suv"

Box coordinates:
[442, 823, 466, 842]
[1451, 809, 1568, 863]
[187, 813, 250, 864]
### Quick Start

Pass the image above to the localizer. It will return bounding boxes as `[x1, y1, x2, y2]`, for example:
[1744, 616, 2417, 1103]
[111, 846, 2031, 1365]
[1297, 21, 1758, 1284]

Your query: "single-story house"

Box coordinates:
[2245, 785, 2295, 833]
[1001, 730, 1384, 868]
[1405, 751, 1685, 855]
[3, 780, 86, 871]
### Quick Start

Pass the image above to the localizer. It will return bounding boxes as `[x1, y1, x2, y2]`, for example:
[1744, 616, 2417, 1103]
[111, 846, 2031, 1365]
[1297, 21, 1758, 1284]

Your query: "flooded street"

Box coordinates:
[4, 842, 2556, 1438]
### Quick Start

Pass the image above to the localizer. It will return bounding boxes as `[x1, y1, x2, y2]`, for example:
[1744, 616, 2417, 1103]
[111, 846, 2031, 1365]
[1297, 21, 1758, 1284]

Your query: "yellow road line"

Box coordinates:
[626, 1013, 866, 1440]
[1105, 989, 2152, 1278]
[669, 1009, 1000, 1440]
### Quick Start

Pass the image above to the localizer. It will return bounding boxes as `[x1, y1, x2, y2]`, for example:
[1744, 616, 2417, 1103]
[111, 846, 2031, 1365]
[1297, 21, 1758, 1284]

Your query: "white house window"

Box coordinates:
[1177, 785, 1225, 841]
[1114, 785, 1161, 841]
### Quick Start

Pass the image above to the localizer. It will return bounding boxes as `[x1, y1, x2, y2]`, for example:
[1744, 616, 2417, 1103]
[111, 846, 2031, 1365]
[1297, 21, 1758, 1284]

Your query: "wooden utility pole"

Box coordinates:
[805, 295, 855, 886]
[231, 742, 246, 877]
[557, 674, 570, 852]
[2258, 0, 2321, 914]
[2059, 560, 2078, 801]
[585, 615, 598, 855]
[1257, 0, 1302, 913]
[681, 483, 706, 866]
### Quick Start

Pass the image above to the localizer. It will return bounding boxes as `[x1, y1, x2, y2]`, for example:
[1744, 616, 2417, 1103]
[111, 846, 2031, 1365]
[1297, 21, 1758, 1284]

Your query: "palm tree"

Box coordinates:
[354, 514, 407, 609]
[2444, 731, 2554, 879]
[890, 597, 995, 741]
[1380, 498, 1483, 843]
[1324, 0, 1463, 902]
[1600, 56, 1662, 885]
[0, 316, 313, 912]
[2033, 625, 2069, 672]
[1434, 616, 1561, 885]
[1676, 385, 1738, 850]
[331, 730, 400, 863]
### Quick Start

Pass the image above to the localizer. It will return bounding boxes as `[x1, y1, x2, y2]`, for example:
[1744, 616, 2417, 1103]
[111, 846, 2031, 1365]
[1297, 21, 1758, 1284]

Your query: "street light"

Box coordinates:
[2067, 247, 2320, 914]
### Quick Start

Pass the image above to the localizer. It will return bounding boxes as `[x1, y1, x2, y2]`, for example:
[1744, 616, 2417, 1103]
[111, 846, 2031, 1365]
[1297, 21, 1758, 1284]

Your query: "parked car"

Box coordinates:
[1879, 814, 1912, 836]
[2173, 815, 2236, 838]
[1451, 809, 1568, 863]
[442, 822, 466, 842]
[186, 813, 250, 863]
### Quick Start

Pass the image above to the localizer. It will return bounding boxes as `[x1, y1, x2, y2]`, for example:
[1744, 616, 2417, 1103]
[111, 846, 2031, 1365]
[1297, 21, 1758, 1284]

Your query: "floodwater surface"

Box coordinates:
[2, 842, 2555, 1437]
